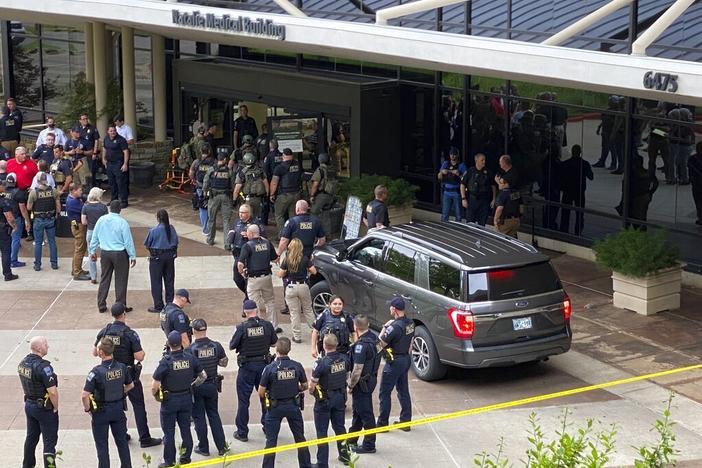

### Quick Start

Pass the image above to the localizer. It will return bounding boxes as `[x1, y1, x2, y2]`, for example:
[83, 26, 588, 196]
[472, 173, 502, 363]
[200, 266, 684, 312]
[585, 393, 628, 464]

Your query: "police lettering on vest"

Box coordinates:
[157, 349, 200, 393]
[85, 360, 130, 403]
[365, 199, 389, 228]
[18, 354, 57, 400]
[196, 158, 214, 185]
[189, 338, 224, 383]
[240, 238, 275, 274]
[97, 322, 135, 366]
[278, 161, 302, 193]
[265, 358, 303, 400]
[315, 353, 348, 391]
[384, 317, 415, 355]
[230, 316, 277, 362]
[281, 214, 324, 256]
[209, 167, 232, 193]
[33, 187, 57, 216]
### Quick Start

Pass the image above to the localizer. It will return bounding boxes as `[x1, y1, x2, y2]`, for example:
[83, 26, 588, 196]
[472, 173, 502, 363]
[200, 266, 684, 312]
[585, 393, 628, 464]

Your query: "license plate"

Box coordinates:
[512, 317, 532, 331]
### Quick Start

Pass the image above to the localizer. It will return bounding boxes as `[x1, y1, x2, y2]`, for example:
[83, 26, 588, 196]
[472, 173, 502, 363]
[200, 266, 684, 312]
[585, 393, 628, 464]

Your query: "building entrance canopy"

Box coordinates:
[2, 0, 702, 105]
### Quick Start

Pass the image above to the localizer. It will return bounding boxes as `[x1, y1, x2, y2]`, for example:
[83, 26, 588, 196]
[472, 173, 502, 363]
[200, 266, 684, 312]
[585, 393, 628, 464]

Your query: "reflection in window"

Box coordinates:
[11, 37, 44, 108]
[468, 272, 488, 302]
[429, 259, 461, 300]
[135, 47, 154, 135]
[352, 239, 385, 270]
[385, 244, 416, 283]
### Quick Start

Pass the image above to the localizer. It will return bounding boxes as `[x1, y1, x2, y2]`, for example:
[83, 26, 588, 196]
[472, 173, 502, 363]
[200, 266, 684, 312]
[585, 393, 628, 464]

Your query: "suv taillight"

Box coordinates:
[563, 294, 572, 321]
[448, 308, 474, 339]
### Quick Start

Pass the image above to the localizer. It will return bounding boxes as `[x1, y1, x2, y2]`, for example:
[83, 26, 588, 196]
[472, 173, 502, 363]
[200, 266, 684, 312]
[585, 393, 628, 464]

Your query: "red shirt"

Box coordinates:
[6, 158, 38, 190]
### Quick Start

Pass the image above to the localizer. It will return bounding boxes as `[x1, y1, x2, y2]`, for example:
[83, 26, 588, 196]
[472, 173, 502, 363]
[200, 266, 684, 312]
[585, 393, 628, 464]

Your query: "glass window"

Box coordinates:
[351, 238, 385, 270]
[487, 262, 561, 300]
[42, 40, 70, 113]
[384, 244, 416, 283]
[468, 272, 488, 302]
[11, 38, 42, 109]
[428, 258, 461, 300]
[135, 48, 154, 134]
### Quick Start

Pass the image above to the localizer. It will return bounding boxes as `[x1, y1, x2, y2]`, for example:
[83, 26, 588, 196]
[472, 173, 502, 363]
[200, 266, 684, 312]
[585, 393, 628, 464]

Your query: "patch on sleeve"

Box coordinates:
[355, 345, 363, 354]
[43, 367, 54, 377]
[178, 314, 186, 324]
[87, 371, 95, 382]
[385, 325, 394, 335]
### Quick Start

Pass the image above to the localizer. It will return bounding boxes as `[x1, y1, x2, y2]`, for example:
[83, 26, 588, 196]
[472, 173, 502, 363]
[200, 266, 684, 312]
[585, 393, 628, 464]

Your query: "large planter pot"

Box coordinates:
[388, 204, 414, 225]
[129, 161, 156, 188]
[612, 266, 682, 316]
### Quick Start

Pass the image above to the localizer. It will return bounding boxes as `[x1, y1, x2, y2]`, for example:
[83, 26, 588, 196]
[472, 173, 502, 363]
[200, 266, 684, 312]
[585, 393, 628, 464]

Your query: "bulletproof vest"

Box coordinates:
[190, 338, 219, 382]
[290, 215, 317, 253]
[161, 303, 191, 337]
[32, 187, 56, 215]
[389, 317, 415, 354]
[280, 161, 302, 193]
[102, 322, 134, 365]
[50, 160, 66, 185]
[245, 238, 272, 273]
[196, 158, 214, 184]
[356, 333, 381, 381]
[239, 317, 271, 358]
[162, 350, 194, 392]
[268, 358, 300, 400]
[318, 353, 348, 391]
[93, 361, 127, 403]
[443, 163, 461, 187]
[18, 354, 49, 399]
[319, 310, 351, 351]
[319, 165, 339, 196]
[502, 189, 522, 218]
[209, 166, 232, 192]
[242, 166, 266, 196]
[232, 219, 254, 250]
[467, 169, 491, 196]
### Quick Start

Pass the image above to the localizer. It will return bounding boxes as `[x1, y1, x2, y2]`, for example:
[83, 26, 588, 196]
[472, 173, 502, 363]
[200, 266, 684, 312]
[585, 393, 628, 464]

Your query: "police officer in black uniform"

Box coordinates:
[259, 337, 312, 468]
[0, 178, 18, 281]
[347, 315, 381, 454]
[377, 297, 415, 430]
[461, 153, 496, 226]
[78, 113, 101, 187]
[311, 295, 355, 358]
[152, 331, 207, 468]
[226, 203, 265, 301]
[203, 153, 234, 246]
[18, 336, 59, 468]
[188, 143, 215, 235]
[189, 319, 229, 457]
[82, 337, 134, 468]
[269, 148, 303, 236]
[238, 224, 280, 331]
[102, 125, 130, 207]
[160, 289, 192, 348]
[310, 334, 350, 467]
[363, 185, 390, 229]
[95, 302, 162, 448]
[278, 199, 326, 258]
[230, 299, 277, 442]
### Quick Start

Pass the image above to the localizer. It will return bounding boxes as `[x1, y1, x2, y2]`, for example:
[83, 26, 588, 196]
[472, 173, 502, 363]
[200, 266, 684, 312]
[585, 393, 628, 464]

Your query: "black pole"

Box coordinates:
[434, 7, 444, 205]
[0, 22, 13, 99]
[621, 0, 639, 225]
[463, 1, 471, 160]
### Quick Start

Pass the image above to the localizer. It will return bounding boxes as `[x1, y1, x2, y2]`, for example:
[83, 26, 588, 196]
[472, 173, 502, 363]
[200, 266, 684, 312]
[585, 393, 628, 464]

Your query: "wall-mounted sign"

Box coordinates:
[172, 10, 286, 40]
[643, 71, 678, 93]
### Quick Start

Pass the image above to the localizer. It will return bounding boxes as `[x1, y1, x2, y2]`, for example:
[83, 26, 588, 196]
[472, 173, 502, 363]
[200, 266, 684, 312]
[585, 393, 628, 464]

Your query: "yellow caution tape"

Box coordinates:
[184, 363, 702, 467]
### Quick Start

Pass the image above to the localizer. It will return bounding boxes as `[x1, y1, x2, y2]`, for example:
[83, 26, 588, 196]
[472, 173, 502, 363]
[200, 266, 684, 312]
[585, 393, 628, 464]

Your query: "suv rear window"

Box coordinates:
[485, 262, 562, 300]
[429, 258, 461, 300]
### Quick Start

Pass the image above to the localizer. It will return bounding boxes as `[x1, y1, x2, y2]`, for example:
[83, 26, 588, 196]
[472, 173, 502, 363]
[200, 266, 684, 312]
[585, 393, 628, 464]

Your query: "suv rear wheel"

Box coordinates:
[411, 325, 447, 381]
[310, 280, 332, 318]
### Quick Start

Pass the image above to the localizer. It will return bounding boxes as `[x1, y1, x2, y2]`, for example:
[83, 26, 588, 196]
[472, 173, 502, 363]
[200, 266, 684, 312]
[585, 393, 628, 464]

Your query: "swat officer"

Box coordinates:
[160, 289, 193, 348]
[259, 337, 312, 468]
[460, 153, 496, 226]
[78, 114, 102, 187]
[278, 200, 325, 258]
[308, 153, 338, 216]
[311, 295, 355, 358]
[152, 331, 207, 468]
[203, 153, 233, 246]
[363, 185, 389, 229]
[95, 302, 162, 448]
[377, 297, 415, 430]
[188, 143, 215, 235]
[239, 134, 259, 159]
[229, 299, 277, 442]
[269, 148, 303, 236]
[19, 336, 59, 468]
[237, 224, 281, 332]
[189, 319, 229, 457]
[0, 178, 18, 281]
[82, 337, 134, 468]
[226, 203, 265, 301]
[262, 139, 282, 226]
[310, 334, 350, 467]
[347, 315, 380, 454]
[234, 152, 269, 220]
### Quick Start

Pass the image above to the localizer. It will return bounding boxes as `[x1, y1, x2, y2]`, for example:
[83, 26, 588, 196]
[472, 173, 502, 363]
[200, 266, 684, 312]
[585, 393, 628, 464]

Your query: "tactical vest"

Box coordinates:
[18, 354, 50, 399]
[319, 165, 340, 196]
[245, 238, 272, 274]
[191, 338, 219, 382]
[162, 351, 194, 392]
[318, 310, 351, 352]
[102, 322, 134, 365]
[318, 353, 348, 391]
[240, 318, 271, 358]
[268, 359, 300, 400]
[280, 161, 302, 193]
[209, 166, 232, 192]
[443, 163, 461, 188]
[467, 169, 491, 197]
[196, 158, 214, 185]
[357, 333, 382, 382]
[50, 160, 66, 185]
[32, 187, 56, 216]
[93, 361, 127, 403]
[242, 166, 266, 196]
[389, 317, 415, 354]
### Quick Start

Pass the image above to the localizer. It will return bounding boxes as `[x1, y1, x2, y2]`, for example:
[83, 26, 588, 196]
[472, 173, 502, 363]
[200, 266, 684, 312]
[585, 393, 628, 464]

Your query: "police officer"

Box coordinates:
[310, 334, 350, 467]
[188, 143, 215, 235]
[95, 302, 162, 448]
[258, 337, 312, 468]
[278, 200, 325, 258]
[0, 178, 18, 281]
[18, 336, 59, 468]
[347, 315, 380, 454]
[160, 289, 193, 348]
[27, 172, 60, 271]
[64, 126, 89, 188]
[494, 176, 522, 238]
[229, 299, 277, 442]
[239, 134, 259, 159]
[233, 105, 258, 149]
[78, 113, 102, 187]
[153, 331, 207, 468]
[32, 133, 57, 166]
[82, 337, 134, 468]
[377, 297, 415, 430]
[269, 148, 303, 235]
[50, 145, 73, 195]
[226, 203, 265, 301]
[460, 153, 496, 226]
[438, 147, 466, 222]
[311, 295, 355, 358]
[234, 152, 269, 220]
[203, 153, 233, 246]
[309, 153, 338, 216]
[237, 224, 281, 332]
[363, 185, 389, 229]
[190, 319, 229, 457]
[102, 125, 130, 208]
[262, 139, 282, 226]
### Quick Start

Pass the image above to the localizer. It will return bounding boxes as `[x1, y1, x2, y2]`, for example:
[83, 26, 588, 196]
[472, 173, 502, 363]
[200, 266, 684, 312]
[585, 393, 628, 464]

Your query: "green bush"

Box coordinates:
[592, 228, 678, 278]
[338, 174, 419, 208]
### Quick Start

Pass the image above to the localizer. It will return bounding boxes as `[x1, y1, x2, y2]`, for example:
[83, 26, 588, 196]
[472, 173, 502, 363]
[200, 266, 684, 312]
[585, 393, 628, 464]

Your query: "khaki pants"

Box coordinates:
[285, 282, 315, 340]
[497, 217, 520, 238]
[1, 140, 18, 154]
[71, 222, 87, 276]
[274, 192, 300, 236]
[247, 274, 277, 328]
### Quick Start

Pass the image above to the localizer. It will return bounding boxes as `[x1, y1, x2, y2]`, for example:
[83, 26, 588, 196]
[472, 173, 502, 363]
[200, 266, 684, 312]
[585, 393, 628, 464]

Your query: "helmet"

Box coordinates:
[242, 152, 256, 166]
[317, 153, 329, 165]
[5, 173, 16, 188]
[243, 134, 254, 144]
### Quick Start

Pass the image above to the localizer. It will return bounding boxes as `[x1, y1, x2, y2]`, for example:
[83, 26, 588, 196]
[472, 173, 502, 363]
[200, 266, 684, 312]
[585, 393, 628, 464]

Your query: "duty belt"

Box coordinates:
[149, 248, 176, 256]
[210, 190, 231, 197]
[167, 389, 192, 395]
[288, 280, 307, 285]
[248, 271, 271, 278]
[34, 212, 55, 219]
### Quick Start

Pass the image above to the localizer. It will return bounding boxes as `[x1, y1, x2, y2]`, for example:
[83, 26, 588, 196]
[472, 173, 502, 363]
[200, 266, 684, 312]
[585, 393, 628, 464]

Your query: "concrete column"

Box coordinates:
[92, 22, 108, 136]
[85, 23, 94, 83]
[152, 34, 167, 142]
[121, 26, 137, 138]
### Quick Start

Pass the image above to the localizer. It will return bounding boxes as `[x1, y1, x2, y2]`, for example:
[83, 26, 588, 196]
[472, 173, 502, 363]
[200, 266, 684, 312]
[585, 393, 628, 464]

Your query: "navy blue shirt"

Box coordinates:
[381, 316, 415, 355]
[103, 135, 129, 165]
[32, 145, 55, 166]
[161, 303, 191, 337]
[79, 125, 100, 151]
[226, 218, 265, 255]
[144, 223, 179, 250]
[0, 146, 9, 161]
[281, 214, 325, 256]
[83, 359, 133, 402]
[66, 195, 83, 222]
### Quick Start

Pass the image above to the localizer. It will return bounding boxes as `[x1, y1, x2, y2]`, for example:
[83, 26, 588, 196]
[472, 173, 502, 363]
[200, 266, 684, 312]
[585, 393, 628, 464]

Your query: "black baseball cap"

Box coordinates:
[387, 297, 406, 311]
[282, 148, 293, 156]
[111, 302, 126, 316]
[243, 299, 257, 311]
[167, 331, 182, 347]
[175, 288, 191, 303]
[192, 318, 207, 331]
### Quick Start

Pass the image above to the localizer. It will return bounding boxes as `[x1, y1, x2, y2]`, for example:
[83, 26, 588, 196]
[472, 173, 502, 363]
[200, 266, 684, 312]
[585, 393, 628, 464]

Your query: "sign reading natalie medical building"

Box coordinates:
[172, 10, 286, 40]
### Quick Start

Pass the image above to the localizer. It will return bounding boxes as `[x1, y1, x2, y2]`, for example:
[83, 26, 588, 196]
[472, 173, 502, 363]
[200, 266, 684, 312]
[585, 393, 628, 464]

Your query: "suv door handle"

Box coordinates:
[400, 294, 412, 301]
[363, 279, 374, 286]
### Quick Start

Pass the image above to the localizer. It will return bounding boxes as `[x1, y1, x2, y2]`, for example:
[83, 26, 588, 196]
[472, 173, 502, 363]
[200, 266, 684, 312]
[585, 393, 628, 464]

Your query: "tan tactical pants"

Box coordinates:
[247, 274, 277, 328]
[285, 282, 315, 340]
[497, 217, 520, 238]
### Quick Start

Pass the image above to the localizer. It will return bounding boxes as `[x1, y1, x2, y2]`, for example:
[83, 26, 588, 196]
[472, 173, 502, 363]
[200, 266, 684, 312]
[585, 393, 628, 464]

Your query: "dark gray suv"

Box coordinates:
[309, 221, 572, 381]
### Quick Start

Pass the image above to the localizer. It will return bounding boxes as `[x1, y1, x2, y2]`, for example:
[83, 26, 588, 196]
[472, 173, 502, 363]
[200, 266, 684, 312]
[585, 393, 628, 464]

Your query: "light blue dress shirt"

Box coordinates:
[89, 212, 137, 260]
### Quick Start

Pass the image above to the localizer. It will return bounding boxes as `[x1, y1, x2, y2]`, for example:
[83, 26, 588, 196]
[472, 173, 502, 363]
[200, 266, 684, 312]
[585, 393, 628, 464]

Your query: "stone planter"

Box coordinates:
[612, 266, 682, 316]
[388, 204, 414, 225]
